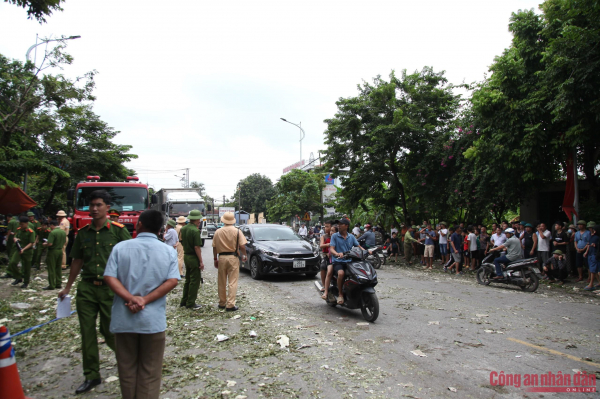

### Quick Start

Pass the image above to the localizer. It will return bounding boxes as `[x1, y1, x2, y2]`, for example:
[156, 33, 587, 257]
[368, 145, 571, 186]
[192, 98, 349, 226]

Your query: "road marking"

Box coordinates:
[507, 337, 600, 368]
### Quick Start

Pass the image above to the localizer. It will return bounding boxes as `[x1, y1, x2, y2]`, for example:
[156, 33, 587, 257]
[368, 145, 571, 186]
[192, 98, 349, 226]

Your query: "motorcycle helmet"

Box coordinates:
[504, 228, 515, 234]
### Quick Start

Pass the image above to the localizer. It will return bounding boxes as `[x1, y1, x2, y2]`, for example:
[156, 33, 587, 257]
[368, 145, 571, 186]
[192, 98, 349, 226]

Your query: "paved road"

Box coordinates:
[8, 239, 600, 398]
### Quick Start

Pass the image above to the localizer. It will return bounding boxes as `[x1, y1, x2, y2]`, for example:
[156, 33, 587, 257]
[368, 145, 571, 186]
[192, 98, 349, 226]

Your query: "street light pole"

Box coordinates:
[26, 35, 81, 62]
[280, 118, 305, 165]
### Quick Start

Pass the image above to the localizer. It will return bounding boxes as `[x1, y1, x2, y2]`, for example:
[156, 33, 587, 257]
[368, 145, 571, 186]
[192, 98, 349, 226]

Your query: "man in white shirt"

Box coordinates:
[438, 222, 448, 264]
[163, 220, 178, 250]
[536, 223, 552, 266]
[490, 227, 507, 256]
[352, 224, 361, 236]
[390, 225, 398, 236]
[298, 224, 308, 237]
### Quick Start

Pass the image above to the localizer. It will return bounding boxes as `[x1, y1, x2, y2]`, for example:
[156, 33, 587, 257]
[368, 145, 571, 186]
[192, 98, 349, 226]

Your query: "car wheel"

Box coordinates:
[250, 256, 262, 280]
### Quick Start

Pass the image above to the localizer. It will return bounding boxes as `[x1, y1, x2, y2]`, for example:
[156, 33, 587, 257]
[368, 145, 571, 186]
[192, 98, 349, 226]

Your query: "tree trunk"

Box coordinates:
[43, 177, 62, 214]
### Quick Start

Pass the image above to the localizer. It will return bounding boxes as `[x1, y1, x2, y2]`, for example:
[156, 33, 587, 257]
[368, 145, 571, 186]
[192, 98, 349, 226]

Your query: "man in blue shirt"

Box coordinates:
[575, 220, 591, 282]
[447, 226, 463, 274]
[104, 210, 180, 399]
[584, 224, 599, 291]
[357, 224, 376, 248]
[323, 218, 364, 305]
[423, 223, 437, 269]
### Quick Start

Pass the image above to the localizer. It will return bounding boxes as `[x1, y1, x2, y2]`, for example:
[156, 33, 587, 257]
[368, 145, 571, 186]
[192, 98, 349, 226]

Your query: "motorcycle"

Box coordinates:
[476, 252, 540, 292]
[357, 238, 385, 269]
[314, 247, 380, 322]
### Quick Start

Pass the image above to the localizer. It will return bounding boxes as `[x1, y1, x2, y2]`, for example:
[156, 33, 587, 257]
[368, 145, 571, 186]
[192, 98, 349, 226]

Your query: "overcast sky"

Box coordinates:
[1, 0, 541, 203]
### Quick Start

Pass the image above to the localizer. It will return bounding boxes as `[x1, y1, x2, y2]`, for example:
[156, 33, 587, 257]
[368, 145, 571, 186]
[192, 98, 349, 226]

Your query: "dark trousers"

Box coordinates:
[546, 267, 568, 282]
[115, 332, 166, 399]
[180, 254, 201, 307]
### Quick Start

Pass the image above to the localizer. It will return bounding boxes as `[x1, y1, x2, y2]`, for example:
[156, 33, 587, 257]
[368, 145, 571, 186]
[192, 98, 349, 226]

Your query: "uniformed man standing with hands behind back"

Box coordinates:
[179, 209, 205, 309]
[58, 190, 131, 395]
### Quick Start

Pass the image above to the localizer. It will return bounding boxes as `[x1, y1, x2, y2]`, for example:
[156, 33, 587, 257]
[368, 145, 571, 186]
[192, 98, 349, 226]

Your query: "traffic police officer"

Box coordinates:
[43, 220, 66, 290]
[108, 209, 120, 222]
[179, 209, 205, 309]
[58, 190, 131, 395]
[8, 216, 36, 288]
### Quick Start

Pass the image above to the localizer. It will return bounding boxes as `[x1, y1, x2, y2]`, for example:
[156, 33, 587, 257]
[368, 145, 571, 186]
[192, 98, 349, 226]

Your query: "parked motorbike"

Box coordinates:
[357, 238, 384, 269]
[476, 252, 540, 292]
[314, 247, 379, 322]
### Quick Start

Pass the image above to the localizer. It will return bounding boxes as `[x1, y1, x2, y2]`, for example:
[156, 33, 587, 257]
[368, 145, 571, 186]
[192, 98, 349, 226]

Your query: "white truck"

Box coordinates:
[153, 188, 210, 245]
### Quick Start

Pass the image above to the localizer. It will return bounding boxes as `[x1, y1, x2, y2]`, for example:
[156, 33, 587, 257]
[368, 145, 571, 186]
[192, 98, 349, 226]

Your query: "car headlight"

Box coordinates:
[257, 247, 280, 258]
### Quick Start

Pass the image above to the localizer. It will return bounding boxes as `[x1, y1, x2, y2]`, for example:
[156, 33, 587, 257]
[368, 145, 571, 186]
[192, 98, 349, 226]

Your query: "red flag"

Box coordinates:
[562, 153, 578, 221]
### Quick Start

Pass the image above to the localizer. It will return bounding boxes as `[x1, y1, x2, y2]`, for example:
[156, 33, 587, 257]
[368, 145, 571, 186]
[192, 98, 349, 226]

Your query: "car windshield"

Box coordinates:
[253, 226, 302, 241]
[76, 187, 148, 212]
[169, 203, 205, 216]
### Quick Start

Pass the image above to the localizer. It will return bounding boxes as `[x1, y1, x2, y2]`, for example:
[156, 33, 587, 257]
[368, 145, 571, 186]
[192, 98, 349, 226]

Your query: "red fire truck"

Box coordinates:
[67, 175, 157, 237]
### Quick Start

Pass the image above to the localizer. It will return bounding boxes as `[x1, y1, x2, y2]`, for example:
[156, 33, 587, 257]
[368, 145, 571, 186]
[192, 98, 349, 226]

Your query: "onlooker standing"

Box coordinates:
[536, 223, 552, 271]
[447, 226, 462, 274]
[467, 226, 478, 271]
[574, 220, 590, 282]
[175, 216, 186, 278]
[390, 224, 398, 237]
[212, 212, 247, 311]
[56, 210, 70, 269]
[104, 210, 180, 399]
[566, 223, 577, 276]
[543, 250, 568, 285]
[583, 224, 599, 291]
[552, 222, 568, 253]
[438, 222, 448, 265]
[403, 226, 420, 265]
[298, 223, 308, 237]
[388, 232, 400, 263]
[319, 221, 332, 294]
[521, 223, 537, 258]
[163, 220, 178, 250]
[479, 226, 489, 260]
[423, 224, 436, 269]
[43, 220, 66, 290]
[490, 227, 507, 258]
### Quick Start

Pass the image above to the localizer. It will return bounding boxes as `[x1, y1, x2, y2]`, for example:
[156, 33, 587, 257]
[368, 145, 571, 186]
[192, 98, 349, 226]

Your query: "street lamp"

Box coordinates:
[26, 35, 81, 62]
[280, 118, 306, 165]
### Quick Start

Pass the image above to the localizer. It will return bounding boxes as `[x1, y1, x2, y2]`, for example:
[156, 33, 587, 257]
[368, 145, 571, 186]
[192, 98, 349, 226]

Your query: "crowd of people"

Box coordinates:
[306, 217, 599, 292]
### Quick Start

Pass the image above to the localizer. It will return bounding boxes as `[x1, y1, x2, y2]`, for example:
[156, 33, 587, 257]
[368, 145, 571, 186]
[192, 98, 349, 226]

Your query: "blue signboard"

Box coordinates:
[324, 174, 335, 185]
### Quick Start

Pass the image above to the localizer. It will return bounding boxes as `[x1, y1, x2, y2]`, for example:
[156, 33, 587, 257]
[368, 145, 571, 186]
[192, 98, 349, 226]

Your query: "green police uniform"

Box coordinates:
[33, 226, 51, 268]
[28, 219, 40, 232]
[6, 216, 19, 258]
[46, 227, 66, 289]
[180, 222, 202, 308]
[70, 220, 131, 381]
[7, 227, 36, 284]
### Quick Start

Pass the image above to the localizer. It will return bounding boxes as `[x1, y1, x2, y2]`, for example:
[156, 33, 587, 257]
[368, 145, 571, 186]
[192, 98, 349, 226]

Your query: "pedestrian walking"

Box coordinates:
[212, 212, 247, 311]
[58, 190, 131, 395]
[56, 210, 70, 269]
[8, 216, 36, 288]
[175, 216, 186, 278]
[103, 209, 180, 399]
[43, 220, 66, 290]
[179, 210, 205, 309]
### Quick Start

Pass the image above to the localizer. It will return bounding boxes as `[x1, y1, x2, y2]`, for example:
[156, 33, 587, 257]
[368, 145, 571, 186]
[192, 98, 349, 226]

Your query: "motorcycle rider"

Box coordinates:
[319, 221, 332, 295]
[357, 224, 376, 249]
[489, 228, 522, 279]
[323, 218, 365, 305]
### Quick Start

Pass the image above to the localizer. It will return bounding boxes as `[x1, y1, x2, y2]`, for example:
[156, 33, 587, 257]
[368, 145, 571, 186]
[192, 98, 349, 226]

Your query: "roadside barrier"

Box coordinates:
[0, 325, 30, 399]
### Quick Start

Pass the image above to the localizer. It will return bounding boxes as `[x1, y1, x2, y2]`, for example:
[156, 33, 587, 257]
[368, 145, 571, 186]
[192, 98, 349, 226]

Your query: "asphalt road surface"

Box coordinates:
[6, 239, 600, 398]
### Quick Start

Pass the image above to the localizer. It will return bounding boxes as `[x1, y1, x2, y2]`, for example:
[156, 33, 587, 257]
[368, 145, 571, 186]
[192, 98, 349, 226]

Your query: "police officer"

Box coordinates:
[8, 216, 36, 288]
[108, 209, 120, 222]
[43, 220, 66, 290]
[58, 190, 131, 395]
[175, 216, 186, 277]
[1, 214, 19, 278]
[32, 219, 51, 269]
[56, 210, 70, 269]
[27, 211, 40, 231]
[179, 209, 205, 309]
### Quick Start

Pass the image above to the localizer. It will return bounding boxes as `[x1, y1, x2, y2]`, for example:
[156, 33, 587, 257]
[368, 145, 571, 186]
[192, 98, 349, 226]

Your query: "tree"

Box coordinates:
[5, 0, 65, 23]
[323, 68, 462, 225]
[190, 181, 205, 194]
[232, 173, 275, 216]
[267, 169, 324, 222]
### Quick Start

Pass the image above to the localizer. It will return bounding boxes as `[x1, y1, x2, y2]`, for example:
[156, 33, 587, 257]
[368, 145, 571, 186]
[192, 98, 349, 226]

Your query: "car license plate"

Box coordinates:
[293, 260, 305, 268]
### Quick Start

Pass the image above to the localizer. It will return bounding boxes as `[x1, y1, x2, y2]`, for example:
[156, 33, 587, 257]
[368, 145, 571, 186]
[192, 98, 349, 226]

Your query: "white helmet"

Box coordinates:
[504, 228, 515, 234]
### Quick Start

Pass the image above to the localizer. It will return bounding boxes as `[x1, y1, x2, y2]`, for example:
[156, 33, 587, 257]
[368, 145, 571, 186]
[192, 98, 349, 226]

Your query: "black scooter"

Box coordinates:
[314, 247, 379, 322]
[476, 252, 540, 292]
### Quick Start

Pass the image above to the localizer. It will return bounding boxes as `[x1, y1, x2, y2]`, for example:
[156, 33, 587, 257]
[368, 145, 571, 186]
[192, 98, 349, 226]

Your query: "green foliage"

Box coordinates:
[266, 169, 324, 222]
[323, 67, 462, 224]
[5, 0, 65, 23]
[232, 173, 275, 216]
[0, 48, 136, 214]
